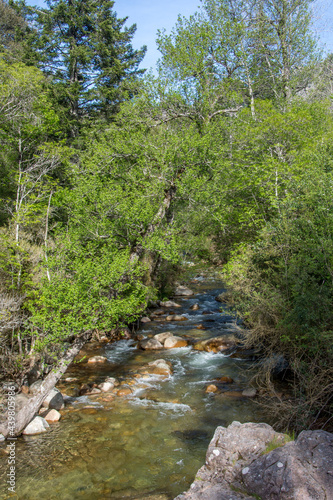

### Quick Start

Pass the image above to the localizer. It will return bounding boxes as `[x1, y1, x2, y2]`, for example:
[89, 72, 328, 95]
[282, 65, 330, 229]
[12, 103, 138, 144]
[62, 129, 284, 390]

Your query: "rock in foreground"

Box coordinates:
[174, 421, 333, 500]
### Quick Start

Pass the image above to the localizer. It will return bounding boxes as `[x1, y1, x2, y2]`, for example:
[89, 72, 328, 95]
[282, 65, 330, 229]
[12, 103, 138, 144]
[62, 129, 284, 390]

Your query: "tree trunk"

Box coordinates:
[0, 332, 91, 438]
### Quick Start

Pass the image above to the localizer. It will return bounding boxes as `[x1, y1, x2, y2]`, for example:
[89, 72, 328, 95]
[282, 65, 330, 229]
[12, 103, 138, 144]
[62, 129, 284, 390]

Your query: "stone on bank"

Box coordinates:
[23, 416, 49, 435]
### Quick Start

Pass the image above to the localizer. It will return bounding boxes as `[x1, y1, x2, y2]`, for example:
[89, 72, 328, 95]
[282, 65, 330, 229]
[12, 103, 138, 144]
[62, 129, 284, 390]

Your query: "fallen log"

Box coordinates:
[0, 332, 91, 438]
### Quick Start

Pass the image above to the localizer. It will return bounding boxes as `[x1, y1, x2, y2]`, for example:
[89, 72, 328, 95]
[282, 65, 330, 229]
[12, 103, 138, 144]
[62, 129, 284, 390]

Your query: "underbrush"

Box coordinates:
[222, 197, 333, 432]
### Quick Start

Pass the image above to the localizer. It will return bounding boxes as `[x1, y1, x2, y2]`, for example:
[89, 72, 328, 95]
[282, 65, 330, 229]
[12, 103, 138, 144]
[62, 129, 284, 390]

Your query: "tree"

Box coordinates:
[28, 0, 146, 128]
[251, 0, 318, 100]
[157, 0, 319, 117]
[0, 0, 36, 63]
[0, 59, 62, 359]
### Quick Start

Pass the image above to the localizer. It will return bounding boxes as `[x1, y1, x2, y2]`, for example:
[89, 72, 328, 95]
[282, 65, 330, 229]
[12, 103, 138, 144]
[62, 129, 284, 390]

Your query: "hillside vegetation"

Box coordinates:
[0, 0, 332, 431]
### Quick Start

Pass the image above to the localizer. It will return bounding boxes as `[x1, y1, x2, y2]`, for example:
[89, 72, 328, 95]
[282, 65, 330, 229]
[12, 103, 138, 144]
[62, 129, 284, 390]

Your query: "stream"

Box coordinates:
[0, 271, 267, 499]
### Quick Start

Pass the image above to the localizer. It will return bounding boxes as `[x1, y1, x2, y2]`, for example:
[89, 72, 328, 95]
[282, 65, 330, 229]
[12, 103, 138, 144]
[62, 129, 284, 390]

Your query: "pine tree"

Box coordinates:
[28, 0, 146, 128]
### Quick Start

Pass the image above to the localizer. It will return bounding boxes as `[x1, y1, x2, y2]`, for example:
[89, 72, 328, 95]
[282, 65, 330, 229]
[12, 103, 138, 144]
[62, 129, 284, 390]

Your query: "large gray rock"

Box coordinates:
[242, 429, 333, 499]
[174, 422, 289, 500]
[174, 422, 333, 500]
[42, 388, 64, 410]
[22, 416, 49, 435]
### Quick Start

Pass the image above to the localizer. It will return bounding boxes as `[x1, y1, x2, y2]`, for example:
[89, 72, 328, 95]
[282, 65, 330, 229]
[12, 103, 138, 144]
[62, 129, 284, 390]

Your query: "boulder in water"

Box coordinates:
[140, 316, 151, 323]
[44, 409, 61, 423]
[190, 303, 200, 311]
[164, 336, 188, 349]
[42, 388, 64, 410]
[139, 338, 163, 350]
[174, 286, 194, 296]
[99, 381, 114, 392]
[160, 300, 181, 308]
[206, 384, 219, 393]
[154, 332, 174, 343]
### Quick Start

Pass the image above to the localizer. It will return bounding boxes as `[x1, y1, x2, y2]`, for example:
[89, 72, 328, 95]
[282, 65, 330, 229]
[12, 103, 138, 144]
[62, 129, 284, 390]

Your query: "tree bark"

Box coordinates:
[0, 332, 91, 438]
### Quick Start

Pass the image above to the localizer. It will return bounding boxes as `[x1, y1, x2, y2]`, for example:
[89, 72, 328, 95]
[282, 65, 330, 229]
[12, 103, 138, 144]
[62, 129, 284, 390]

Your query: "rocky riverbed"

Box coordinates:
[0, 272, 273, 499]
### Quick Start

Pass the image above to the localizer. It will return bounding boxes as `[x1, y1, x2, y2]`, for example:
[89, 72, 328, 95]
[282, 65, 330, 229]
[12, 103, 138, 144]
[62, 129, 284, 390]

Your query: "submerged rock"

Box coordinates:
[242, 388, 257, 398]
[147, 359, 173, 376]
[215, 292, 227, 302]
[105, 376, 119, 386]
[215, 376, 234, 384]
[87, 356, 107, 364]
[117, 387, 133, 397]
[23, 416, 49, 435]
[166, 315, 188, 321]
[150, 309, 165, 317]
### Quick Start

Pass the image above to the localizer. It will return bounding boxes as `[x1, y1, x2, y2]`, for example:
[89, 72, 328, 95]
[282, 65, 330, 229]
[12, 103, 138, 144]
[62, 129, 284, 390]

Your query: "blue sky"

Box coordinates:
[26, 0, 333, 71]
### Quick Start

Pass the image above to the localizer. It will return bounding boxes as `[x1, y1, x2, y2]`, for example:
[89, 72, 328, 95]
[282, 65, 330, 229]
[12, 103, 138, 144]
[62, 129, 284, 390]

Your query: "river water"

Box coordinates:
[0, 272, 266, 499]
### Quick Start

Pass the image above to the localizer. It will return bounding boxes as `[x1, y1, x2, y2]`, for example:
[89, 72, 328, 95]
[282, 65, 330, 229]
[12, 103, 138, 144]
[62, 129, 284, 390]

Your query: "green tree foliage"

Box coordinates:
[28, 0, 146, 128]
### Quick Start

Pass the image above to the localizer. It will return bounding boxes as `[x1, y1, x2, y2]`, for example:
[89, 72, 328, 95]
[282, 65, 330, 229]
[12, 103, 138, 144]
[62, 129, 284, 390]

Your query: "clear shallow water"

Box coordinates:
[0, 273, 266, 499]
